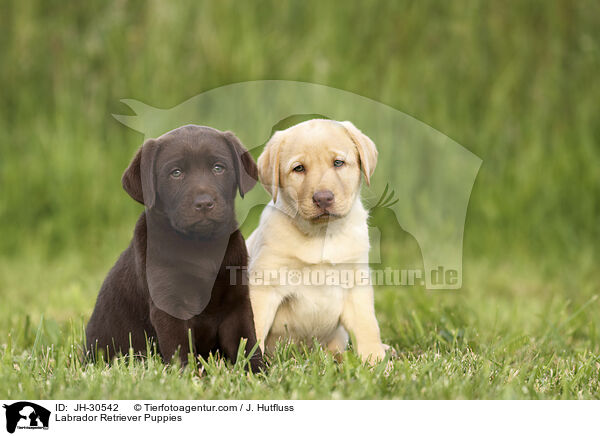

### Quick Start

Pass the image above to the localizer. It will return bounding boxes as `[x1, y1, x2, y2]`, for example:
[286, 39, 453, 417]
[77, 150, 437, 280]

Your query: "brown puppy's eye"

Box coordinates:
[333, 160, 345, 167]
[170, 169, 183, 178]
[213, 164, 225, 174]
[293, 165, 305, 173]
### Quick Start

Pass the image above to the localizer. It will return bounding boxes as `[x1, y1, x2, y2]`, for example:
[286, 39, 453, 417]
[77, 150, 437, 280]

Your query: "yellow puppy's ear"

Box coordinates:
[340, 121, 378, 186]
[258, 130, 284, 202]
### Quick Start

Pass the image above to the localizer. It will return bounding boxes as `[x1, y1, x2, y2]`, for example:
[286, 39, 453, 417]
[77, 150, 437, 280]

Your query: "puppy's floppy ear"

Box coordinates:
[121, 138, 159, 208]
[339, 121, 378, 186]
[257, 130, 284, 202]
[223, 131, 257, 198]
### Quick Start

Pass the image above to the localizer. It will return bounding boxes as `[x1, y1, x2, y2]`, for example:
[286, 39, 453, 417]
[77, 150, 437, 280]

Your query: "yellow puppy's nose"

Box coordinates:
[312, 190, 334, 209]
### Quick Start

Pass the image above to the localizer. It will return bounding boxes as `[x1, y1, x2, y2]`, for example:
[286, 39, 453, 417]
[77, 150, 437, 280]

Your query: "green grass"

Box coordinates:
[1, 254, 599, 399]
[1, 0, 599, 399]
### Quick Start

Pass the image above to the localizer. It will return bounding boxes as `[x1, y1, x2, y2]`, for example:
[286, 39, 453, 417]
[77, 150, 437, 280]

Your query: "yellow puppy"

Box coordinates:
[247, 119, 388, 364]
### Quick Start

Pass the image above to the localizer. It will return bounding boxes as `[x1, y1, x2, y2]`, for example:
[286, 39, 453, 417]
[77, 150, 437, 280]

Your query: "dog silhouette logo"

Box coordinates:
[2, 402, 50, 433]
[113, 80, 482, 290]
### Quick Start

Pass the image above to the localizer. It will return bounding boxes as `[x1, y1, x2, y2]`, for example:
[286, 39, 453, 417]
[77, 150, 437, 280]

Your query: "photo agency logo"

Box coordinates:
[113, 80, 481, 319]
[2, 402, 50, 433]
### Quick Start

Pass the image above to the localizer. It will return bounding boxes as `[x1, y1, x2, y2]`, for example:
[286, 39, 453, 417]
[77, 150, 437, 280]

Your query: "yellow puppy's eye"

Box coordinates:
[333, 160, 345, 167]
[293, 164, 305, 173]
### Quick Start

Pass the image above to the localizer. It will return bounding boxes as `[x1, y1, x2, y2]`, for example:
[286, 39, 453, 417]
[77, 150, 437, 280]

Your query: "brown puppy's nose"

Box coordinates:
[194, 194, 215, 211]
[312, 190, 334, 209]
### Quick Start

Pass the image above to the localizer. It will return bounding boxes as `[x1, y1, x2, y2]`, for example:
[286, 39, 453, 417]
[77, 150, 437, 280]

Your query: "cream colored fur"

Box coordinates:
[247, 119, 387, 364]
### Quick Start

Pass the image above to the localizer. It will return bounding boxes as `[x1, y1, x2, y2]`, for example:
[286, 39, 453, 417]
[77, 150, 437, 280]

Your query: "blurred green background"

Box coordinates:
[0, 0, 599, 398]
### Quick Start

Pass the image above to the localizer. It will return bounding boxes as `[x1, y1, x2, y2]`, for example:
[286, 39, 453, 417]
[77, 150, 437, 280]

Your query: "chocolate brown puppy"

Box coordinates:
[86, 125, 263, 371]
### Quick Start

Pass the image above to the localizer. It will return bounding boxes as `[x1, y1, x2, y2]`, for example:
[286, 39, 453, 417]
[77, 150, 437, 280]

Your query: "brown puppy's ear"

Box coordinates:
[122, 138, 159, 208]
[339, 121, 378, 186]
[257, 130, 284, 202]
[223, 131, 257, 198]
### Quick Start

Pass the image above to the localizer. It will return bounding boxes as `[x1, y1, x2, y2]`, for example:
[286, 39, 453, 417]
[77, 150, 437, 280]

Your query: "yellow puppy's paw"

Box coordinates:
[359, 344, 386, 365]
[382, 343, 398, 358]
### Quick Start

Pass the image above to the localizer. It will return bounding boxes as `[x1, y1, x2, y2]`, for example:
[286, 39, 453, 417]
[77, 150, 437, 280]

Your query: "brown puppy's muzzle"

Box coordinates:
[193, 193, 216, 212]
[184, 188, 223, 222]
[167, 185, 232, 238]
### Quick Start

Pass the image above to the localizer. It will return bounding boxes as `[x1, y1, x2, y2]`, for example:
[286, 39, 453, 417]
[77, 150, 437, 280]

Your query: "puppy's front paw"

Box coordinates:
[358, 343, 386, 365]
[382, 343, 397, 358]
